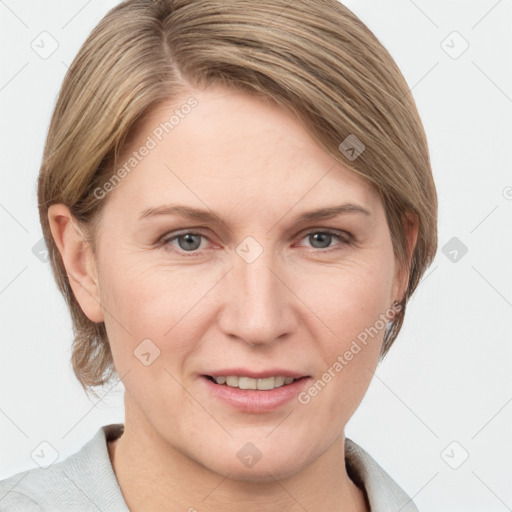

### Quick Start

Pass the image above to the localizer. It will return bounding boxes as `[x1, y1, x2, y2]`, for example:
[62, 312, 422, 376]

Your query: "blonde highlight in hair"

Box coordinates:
[38, 0, 437, 396]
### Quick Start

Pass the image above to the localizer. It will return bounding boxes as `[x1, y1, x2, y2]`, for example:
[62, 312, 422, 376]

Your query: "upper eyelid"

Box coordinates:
[161, 227, 350, 239]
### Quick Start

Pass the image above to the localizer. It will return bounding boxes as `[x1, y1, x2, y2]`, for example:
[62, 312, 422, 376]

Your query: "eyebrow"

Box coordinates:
[138, 203, 372, 225]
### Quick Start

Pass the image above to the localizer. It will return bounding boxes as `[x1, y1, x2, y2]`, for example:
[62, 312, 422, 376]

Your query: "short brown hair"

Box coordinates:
[38, 0, 437, 396]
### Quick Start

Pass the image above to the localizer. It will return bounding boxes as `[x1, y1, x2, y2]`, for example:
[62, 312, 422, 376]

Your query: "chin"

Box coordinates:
[196, 442, 314, 483]
[216, 461, 307, 484]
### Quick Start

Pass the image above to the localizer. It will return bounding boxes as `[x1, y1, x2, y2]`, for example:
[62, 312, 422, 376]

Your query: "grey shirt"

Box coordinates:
[0, 424, 419, 511]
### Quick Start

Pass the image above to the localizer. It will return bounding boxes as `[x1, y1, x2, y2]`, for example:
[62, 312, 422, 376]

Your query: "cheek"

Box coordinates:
[294, 252, 395, 410]
[295, 250, 396, 342]
[97, 251, 215, 359]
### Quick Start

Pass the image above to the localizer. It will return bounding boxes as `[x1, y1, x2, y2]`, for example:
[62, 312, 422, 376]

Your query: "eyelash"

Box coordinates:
[158, 228, 354, 256]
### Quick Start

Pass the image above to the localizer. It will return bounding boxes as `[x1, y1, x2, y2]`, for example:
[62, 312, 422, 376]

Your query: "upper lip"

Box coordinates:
[204, 368, 309, 379]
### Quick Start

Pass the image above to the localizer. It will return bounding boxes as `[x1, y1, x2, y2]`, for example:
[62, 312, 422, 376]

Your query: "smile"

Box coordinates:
[202, 373, 311, 413]
[206, 375, 301, 390]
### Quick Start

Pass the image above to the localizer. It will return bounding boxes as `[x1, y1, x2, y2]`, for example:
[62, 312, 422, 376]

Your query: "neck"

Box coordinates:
[108, 401, 368, 512]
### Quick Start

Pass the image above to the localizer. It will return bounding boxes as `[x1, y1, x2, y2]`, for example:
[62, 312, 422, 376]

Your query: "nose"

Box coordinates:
[216, 247, 296, 347]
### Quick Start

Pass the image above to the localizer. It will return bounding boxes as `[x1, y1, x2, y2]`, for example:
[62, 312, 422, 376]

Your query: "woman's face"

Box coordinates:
[85, 86, 408, 480]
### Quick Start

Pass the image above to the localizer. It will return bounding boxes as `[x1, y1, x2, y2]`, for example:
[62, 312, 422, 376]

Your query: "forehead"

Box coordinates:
[105, 86, 381, 221]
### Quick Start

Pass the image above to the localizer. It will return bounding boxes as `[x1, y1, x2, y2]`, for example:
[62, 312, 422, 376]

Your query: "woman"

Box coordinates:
[0, 0, 437, 510]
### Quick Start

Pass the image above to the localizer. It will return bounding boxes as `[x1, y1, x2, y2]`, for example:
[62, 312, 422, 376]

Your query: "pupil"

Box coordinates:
[310, 233, 331, 249]
[179, 234, 201, 251]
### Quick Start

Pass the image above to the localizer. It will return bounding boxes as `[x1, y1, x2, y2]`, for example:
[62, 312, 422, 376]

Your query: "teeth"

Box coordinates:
[226, 376, 239, 387]
[212, 375, 298, 390]
[239, 376, 257, 390]
[274, 376, 285, 387]
[255, 377, 274, 391]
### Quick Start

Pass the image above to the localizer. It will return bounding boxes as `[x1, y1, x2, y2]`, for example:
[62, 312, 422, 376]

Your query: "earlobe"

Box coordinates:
[47, 204, 104, 323]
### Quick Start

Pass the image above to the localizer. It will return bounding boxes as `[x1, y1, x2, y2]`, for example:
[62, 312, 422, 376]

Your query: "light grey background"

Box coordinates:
[0, 1, 511, 511]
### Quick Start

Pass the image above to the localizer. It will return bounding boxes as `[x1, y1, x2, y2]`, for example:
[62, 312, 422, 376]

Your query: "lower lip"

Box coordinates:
[202, 376, 311, 413]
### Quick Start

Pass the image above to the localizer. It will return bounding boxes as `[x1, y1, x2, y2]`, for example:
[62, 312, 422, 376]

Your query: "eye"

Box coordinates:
[161, 232, 209, 253]
[298, 229, 352, 251]
[158, 228, 353, 256]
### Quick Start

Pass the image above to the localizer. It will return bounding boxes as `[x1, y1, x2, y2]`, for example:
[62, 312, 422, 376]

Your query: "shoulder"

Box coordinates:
[0, 424, 127, 512]
[0, 469, 44, 512]
[345, 437, 419, 512]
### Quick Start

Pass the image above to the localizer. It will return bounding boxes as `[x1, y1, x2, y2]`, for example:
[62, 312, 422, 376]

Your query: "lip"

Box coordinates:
[205, 368, 307, 379]
[200, 371, 311, 414]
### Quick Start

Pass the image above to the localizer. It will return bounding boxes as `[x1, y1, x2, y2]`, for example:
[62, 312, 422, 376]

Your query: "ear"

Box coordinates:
[48, 204, 104, 323]
[393, 211, 419, 303]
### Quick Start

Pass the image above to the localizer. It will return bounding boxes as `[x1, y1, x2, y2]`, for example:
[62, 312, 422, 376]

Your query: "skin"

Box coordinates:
[49, 85, 418, 512]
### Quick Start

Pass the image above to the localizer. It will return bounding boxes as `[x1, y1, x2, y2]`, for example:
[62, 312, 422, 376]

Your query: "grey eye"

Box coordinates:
[307, 232, 335, 249]
[176, 233, 203, 251]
